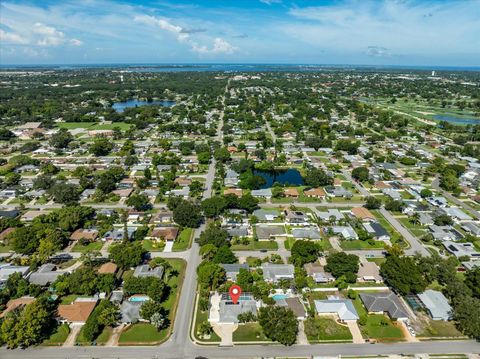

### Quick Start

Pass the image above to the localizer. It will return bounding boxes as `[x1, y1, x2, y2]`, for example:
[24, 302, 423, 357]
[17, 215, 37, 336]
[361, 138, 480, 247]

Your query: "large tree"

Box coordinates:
[290, 240, 320, 267]
[325, 252, 359, 280]
[173, 200, 202, 228]
[109, 242, 145, 269]
[380, 255, 427, 295]
[258, 306, 298, 346]
[303, 168, 333, 187]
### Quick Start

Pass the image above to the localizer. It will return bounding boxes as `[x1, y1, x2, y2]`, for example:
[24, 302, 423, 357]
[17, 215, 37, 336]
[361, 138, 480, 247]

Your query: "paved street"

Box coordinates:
[1, 340, 480, 359]
[379, 207, 430, 256]
[432, 177, 480, 220]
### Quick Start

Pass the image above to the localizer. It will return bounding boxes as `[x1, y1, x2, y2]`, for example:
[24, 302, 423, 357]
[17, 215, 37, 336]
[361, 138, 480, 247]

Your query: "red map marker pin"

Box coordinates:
[229, 285, 242, 304]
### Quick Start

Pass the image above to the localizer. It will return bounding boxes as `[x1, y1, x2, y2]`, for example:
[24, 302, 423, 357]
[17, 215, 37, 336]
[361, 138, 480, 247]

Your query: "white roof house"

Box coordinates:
[418, 290, 452, 321]
[314, 298, 359, 321]
[332, 225, 358, 240]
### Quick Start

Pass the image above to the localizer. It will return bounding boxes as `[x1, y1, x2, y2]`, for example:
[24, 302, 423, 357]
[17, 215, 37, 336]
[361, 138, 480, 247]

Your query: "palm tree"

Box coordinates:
[410, 212, 420, 226]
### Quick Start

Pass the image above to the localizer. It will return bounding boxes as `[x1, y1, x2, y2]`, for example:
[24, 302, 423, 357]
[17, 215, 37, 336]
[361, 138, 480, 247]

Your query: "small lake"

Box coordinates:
[254, 168, 304, 189]
[112, 99, 176, 113]
[433, 114, 480, 125]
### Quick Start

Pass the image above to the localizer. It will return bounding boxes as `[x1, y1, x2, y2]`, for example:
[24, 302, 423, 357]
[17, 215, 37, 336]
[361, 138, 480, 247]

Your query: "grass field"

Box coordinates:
[418, 320, 464, 338]
[340, 240, 385, 250]
[173, 228, 193, 251]
[142, 239, 165, 252]
[231, 240, 279, 251]
[307, 317, 353, 342]
[41, 324, 70, 346]
[76, 325, 112, 345]
[118, 323, 163, 345]
[233, 323, 270, 342]
[57, 122, 132, 130]
[194, 307, 221, 342]
[72, 241, 103, 252]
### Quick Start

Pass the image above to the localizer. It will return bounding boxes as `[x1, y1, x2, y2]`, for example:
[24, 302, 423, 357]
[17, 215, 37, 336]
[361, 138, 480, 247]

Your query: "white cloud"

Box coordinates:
[285, 0, 480, 59]
[260, 0, 282, 5]
[69, 38, 83, 46]
[0, 29, 28, 44]
[134, 15, 189, 42]
[366, 46, 391, 57]
[192, 37, 236, 55]
[33, 22, 65, 46]
[135, 14, 236, 56]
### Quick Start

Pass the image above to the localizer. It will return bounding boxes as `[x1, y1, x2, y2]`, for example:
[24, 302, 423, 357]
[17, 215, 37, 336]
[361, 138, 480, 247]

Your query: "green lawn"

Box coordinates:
[41, 324, 70, 346]
[173, 228, 193, 251]
[0, 244, 12, 253]
[366, 257, 386, 266]
[231, 240, 279, 251]
[340, 240, 385, 250]
[96, 326, 113, 344]
[60, 294, 78, 304]
[118, 323, 164, 345]
[76, 325, 112, 345]
[364, 314, 404, 341]
[284, 237, 296, 250]
[307, 317, 353, 342]
[233, 323, 270, 342]
[142, 239, 165, 252]
[72, 241, 103, 252]
[194, 306, 221, 342]
[418, 320, 464, 338]
[57, 122, 132, 131]
[353, 297, 404, 341]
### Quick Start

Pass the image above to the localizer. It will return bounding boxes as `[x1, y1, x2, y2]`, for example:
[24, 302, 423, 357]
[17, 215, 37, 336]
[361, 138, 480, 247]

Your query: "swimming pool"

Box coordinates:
[271, 294, 288, 301]
[128, 296, 150, 302]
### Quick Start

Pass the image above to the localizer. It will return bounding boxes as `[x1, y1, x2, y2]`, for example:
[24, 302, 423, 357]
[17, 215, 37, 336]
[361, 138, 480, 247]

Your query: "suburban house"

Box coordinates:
[253, 209, 280, 222]
[151, 227, 179, 242]
[261, 263, 295, 283]
[70, 228, 99, 242]
[291, 227, 321, 240]
[57, 297, 98, 325]
[331, 225, 358, 240]
[304, 263, 334, 283]
[209, 292, 258, 324]
[363, 222, 391, 241]
[443, 241, 480, 259]
[251, 188, 272, 199]
[0, 296, 35, 318]
[133, 264, 164, 279]
[0, 264, 29, 288]
[255, 224, 285, 240]
[351, 207, 376, 222]
[360, 292, 409, 320]
[317, 209, 344, 222]
[418, 290, 452, 321]
[357, 262, 383, 283]
[284, 188, 299, 198]
[28, 263, 67, 286]
[314, 297, 359, 322]
[303, 187, 326, 199]
[275, 297, 307, 320]
[221, 263, 250, 281]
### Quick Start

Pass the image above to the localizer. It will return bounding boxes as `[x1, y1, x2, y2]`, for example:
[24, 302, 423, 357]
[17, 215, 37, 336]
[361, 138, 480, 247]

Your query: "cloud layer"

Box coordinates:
[0, 0, 479, 65]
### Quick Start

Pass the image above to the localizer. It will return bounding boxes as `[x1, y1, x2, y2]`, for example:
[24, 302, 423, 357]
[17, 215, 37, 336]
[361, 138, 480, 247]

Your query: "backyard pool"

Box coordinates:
[128, 295, 150, 302]
[271, 294, 288, 301]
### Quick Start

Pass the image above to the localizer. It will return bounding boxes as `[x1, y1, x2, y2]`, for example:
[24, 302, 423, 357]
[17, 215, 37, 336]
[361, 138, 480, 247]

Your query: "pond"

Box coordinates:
[254, 168, 304, 189]
[112, 99, 176, 113]
[433, 114, 480, 125]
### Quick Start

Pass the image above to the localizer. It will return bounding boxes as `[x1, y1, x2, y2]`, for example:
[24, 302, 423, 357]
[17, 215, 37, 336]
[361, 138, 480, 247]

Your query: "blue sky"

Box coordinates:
[1, 0, 479, 66]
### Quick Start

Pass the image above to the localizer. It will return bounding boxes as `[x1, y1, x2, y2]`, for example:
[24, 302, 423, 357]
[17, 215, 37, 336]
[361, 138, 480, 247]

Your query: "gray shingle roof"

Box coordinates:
[360, 292, 409, 319]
